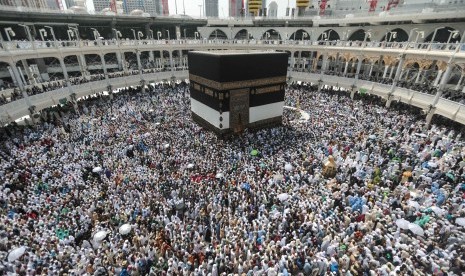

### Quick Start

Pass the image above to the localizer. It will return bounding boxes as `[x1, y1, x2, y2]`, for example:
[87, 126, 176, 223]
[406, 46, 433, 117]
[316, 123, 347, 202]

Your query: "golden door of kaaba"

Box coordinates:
[229, 88, 249, 133]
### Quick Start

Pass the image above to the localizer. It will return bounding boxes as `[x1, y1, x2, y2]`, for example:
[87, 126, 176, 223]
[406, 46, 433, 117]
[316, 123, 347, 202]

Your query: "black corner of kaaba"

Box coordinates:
[188, 51, 288, 136]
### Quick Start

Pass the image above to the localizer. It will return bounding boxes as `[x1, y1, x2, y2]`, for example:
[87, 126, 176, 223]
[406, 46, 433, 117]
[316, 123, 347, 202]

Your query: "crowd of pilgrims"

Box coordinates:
[0, 81, 465, 276]
[317, 70, 465, 104]
[0, 58, 173, 106]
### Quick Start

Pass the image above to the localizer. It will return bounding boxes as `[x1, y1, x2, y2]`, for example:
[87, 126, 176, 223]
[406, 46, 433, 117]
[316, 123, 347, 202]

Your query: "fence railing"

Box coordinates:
[1, 38, 463, 53]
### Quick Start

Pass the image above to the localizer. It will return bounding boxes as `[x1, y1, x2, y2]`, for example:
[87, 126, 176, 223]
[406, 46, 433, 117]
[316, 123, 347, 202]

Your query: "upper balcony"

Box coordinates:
[0, 37, 464, 126]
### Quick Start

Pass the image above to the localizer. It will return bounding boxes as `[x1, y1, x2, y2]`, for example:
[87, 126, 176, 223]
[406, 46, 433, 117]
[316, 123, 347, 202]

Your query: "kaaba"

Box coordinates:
[188, 51, 288, 135]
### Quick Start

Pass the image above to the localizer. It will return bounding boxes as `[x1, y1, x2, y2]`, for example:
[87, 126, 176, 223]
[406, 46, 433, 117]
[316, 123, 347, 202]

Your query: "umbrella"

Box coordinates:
[176, 202, 185, 210]
[241, 183, 251, 191]
[396, 219, 410, 230]
[7, 246, 26, 262]
[92, 167, 102, 173]
[368, 135, 376, 140]
[274, 174, 284, 181]
[93, 231, 108, 243]
[429, 206, 445, 216]
[155, 122, 161, 126]
[215, 173, 224, 179]
[187, 163, 194, 169]
[277, 193, 289, 201]
[284, 163, 293, 171]
[445, 173, 455, 181]
[408, 200, 421, 209]
[250, 149, 259, 156]
[427, 161, 438, 168]
[119, 224, 131, 235]
[456, 217, 465, 227]
[408, 223, 424, 236]
[164, 143, 170, 149]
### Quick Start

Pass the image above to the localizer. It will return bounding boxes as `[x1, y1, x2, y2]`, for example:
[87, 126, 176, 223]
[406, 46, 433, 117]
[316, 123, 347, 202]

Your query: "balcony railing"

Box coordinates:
[0, 38, 464, 53]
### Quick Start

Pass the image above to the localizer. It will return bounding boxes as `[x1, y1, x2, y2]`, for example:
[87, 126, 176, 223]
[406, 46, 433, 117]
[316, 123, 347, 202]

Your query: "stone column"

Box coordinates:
[343, 62, 349, 76]
[169, 51, 174, 72]
[59, 58, 70, 85]
[355, 57, 363, 80]
[368, 63, 374, 78]
[415, 70, 422, 83]
[78, 54, 88, 78]
[426, 61, 454, 124]
[382, 65, 389, 78]
[8, 65, 25, 92]
[433, 70, 444, 87]
[321, 54, 328, 72]
[388, 65, 395, 79]
[386, 54, 406, 108]
[21, 60, 35, 85]
[290, 51, 296, 70]
[455, 73, 464, 90]
[100, 54, 109, 81]
[403, 69, 410, 81]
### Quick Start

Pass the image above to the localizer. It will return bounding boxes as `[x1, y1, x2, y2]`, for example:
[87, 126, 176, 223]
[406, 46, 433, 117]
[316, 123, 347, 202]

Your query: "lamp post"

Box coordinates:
[67, 30, 75, 41]
[302, 32, 308, 41]
[363, 29, 372, 44]
[388, 32, 397, 42]
[446, 30, 459, 44]
[265, 31, 271, 40]
[39, 28, 47, 41]
[43, 26, 56, 48]
[68, 26, 80, 43]
[327, 29, 333, 40]
[414, 30, 424, 44]
[131, 29, 136, 40]
[18, 24, 35, 49]
[430, 27, 444, 44]
[90, 28, 100, 40]
[321, 32, 328, 41]
[4, 27, 15, 41]
[112, 28, 122, 46]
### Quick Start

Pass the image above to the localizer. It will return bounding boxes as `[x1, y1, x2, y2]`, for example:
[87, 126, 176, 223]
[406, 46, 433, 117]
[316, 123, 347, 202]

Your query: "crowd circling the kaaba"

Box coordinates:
[0, 81, 464, 275]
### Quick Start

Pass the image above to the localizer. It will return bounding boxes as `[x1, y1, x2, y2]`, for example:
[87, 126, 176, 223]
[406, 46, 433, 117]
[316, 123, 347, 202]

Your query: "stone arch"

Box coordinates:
[41, 57, 64, 81]
[61, 55, 82, 78]
[317, 29, 340, 41]
[208, 29, 228, 40]
[104, 53, 119, 69]
[289, 29, 311, 40]
[380, 28, 409, 42]
[262, 29, 281, 40]
[424, 26, 461, 43]
[234, 29, 252, 40]
[348, 29, 370, 41]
